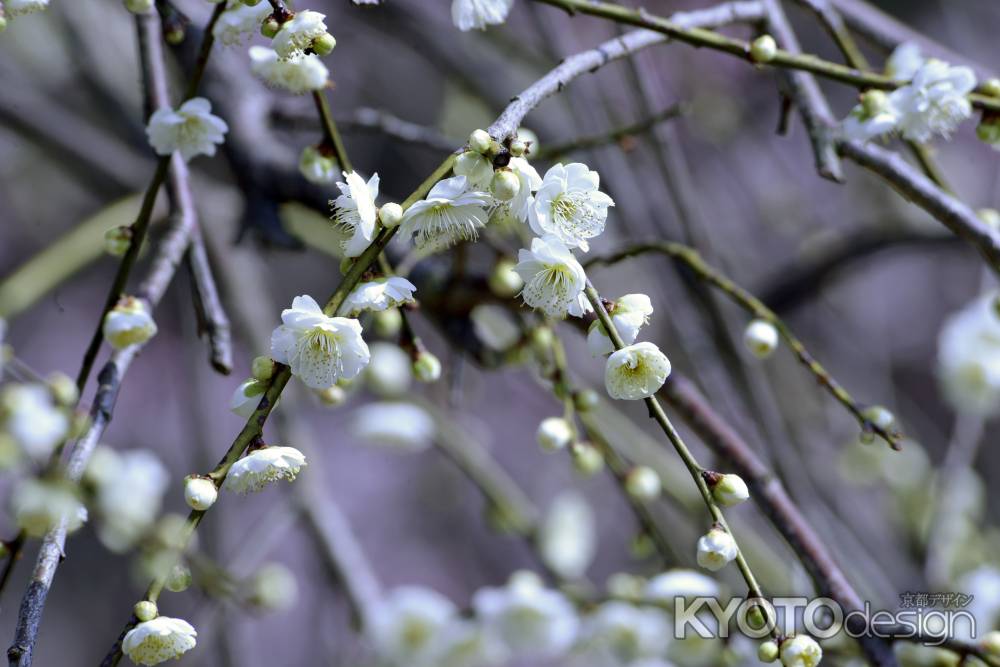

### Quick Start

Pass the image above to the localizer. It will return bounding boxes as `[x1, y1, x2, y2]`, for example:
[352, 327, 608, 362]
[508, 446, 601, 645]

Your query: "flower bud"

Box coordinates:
[298, 145, 338, 185]
[516, 127, 539, 154]
[537, 417, 573, 452]
[573, 389, 599, 412]
[469, 129, 493, 155]
[373, 308, 403, 338]
[696, 527, 738, 571]
[758, 640, 779, 663]
[261, 17, 280, 38]
[630, 532, 655, 559]
[750, 35, 778, 63]
[862, 405, 895, 431]
[571, 442, 604, 476]
[509, 139, 527, 157]
[490, 169, 520, 202]
[247, 562, 298, 612]
[133, 600, 158, 623]
[412, 351, 442, 383]
[488, 259, 524, 297]
[709, 473, 750, 507]
[978, 208, 1000, 231]
[184, 476, 218, 511]
[165, 564, 192, 593]
[530, 326, 554, 354]
[982, 630, 1000, 657]
[251, 356, 275, 382]
[124, 0, 153, 13]
[606, 572, 644, 600]
[165, 26, 185, 45]
[312, 32, 336, 56]
[983, 79, 1000, 98]
[316, 385, 346, 406]
[47, 372, 78, 407]
[242, 0, 263, 5]
[104, 226, 133, 257]
[779, 635, 822, 667]
[743, 319, 779, 358]
[378, 202, 403, 229]
[103, 297, 157, 350]
[976, 117, 1000, 147]
[625, 466, 661, 501]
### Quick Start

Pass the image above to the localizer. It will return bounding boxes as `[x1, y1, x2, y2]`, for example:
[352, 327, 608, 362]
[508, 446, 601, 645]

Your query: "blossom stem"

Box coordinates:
[585, 241, 901, 448]
[584, 282, 776, 636]
[533, 0, 1000, 113]
[312, 90, 352, 173]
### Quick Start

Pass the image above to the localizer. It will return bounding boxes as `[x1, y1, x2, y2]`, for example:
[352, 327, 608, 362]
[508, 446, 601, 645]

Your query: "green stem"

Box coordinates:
[312, 89, 353, 173]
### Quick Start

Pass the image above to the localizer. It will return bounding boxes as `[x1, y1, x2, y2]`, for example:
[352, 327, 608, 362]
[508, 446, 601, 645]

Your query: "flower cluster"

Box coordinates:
[451, 0, 514, 32]
[937, 291, 1000, 416]
[839, 43, 978, 144]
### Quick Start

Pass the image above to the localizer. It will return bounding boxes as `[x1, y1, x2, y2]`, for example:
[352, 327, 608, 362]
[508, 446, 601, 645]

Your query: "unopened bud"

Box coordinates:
[625, 466, 661, 501]
[373, 308, 403, 338]
[708, 472, 750, 507]
[983, 79, 1000, 98]
[316, 385, 346, 406]
[862, 405, 896, 431]
[509, 139, 527, 157]
[134, 600, 158, 622]
[104, 226, 133, 257]
[251, 356, 275, 382]
[165, 26, 185, 45]
[469, 129, 493, 155]
[758, 640, 779, 662]
[490, 169, 520, 202]
[743, 319, 779, 359]
[571, 442, 604, 476]
[242, 0, 263, 5]
[573, 389, 599, 412]
[165, 564, 192, 593]
[537, 417, 573, 452]
[860, 89, 889, 117]
[378, 202, 403, 229]
[488, 259, 523, 297]
[124, 0, 153, 13]
[312, 32, 336, 56]
[412, 351, 441, 383]
[261, 17, 280, 38]
[47, 372, 78, 407]
[184, 476, 218, 511]
[750, 35, 778, 63]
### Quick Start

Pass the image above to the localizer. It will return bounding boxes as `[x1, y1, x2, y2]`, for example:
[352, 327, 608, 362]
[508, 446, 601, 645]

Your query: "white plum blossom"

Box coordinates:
[425, 619, 507, 667]
[490, 157, 542, 226]
[470, 305, 522, 352]
[538, 491, 596, 580]
[1, 383, 69, 460]
[249, 46, 328, 94]
[451, 0, 514, 31]
[604, 342, 671, 400]
[644, 569, 720, 604]
[122, 616, 197, 666]
[529, 163, 614, 252]
[223, 446, 307, 494]
[89, 447, 169, 552]
[453, 151, 494, 190]
[299, 145, 338, 185]
[103, 296, 158, 350]
[696, 528, 738, 572]
[743, 319, 779, 358]
[711, 473, 750, 507]
[587, 294, 653, 356]
[885, 42, 924, 81]
[184, 477, 218, 511]
[536, 416, 573, 452]
[780, 635, 823, 667]
[230, 378, 267, 418]
[889, 59, 977, 142]
[840, 90, 899, 142]
[399, 176, 491, 251]
[212, 0, 270, 45]
[937, 292, 1000, 416]
[513, 235, 588, 318]
[272, 10, 328, 59]
[370, 586, 458, 665]
[11, 478, 87, 538]
[331, 171, 380, 258]
[146, 98, 228, 162]
[270, 295, 370, 390]
[579, 601, 672, 664]
[342, 276, 417, 316]
[349, 402, 436, 452]
[472, 572, 579, 660]
[5, 0, 49, 16]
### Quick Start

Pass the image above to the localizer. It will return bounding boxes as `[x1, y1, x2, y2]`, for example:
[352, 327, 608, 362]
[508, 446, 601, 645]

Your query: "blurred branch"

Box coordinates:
[532, 103, 688, 160]
[789, 0, 869, 69]
[585, 241, 901, 447]
[186, 234, 233, 375]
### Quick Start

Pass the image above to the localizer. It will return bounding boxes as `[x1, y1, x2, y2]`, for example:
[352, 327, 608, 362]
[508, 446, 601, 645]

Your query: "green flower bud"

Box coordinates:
[509, 139, 527, 157]
[373, 308, 403, 338]
[571, 442, 604, 476]
[104, 226, 133, 257]
[625, 466, 661, 501]
[758, 640, 779, 662]
[469, 129, 493, 155]
[261, 17, 280, 39]
[124, 0, 153, 14]
[750, 35, 778, 64]
[490, 169, 520, 202]
[134, 600, 158, 622]
[378, 202, 403, 229]
[413, 351, 441, 383]
[312, 32, 336, 56]
[488, 259, 523, 297]
[165, 564, 192, 593]
[47, 372, 78, 407]
[251, 356, 275, 382]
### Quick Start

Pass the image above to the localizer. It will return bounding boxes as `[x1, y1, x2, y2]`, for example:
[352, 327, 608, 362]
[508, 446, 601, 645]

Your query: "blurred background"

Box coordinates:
[1, 0, 1000, 665]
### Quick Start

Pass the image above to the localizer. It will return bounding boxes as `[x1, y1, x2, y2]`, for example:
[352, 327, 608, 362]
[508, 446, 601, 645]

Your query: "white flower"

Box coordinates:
[230, 378, 268, 418]
[145, 97, 228, 162]
[184, 477, 218, 511]
[399, 176, 491, 250]
[625, 466, 662, 501]
[539, 491, 596, 580]
[425, 619, 507, 667]
[513, 235, 587, 318]
[299, 145, 338, 185]
[885, 42, 924, 81]
[451, 0, 514, 31]
[454, 151, 494, 190]
[780, 635, 823, 667]
[579, 601, 672, 663]
[122, 616, 197, 666]
[342, 277, 417, 316]
[472, 572, 579, 660]
[1, 383, 68, 460]
[249, 46, 328, 93]
[840, 91, 899, 142]
[370, 586, 457, 665]
[5, 0, 49, 16]
[90, 447, 169, 552]
[364, 343, 413, 398]
[272, 10, 328, 59]
[246, 562, 298, 612]
[604, 342, 671, 400]
[529, 163, 614, 252]
[223, 446, 307, 493]
[644, 569, 720, 603]
[937, 293, 1000, 416]
[696, 528, 738, 572]
[470, 305, 522, 352]
[889, 59, 976, 142]
[711, 473, 750, 507]
[743, 319, 779, 359]
[587, 293, 653, 356]
[349, 402, 436, 452]
[103, 297, 158, 350]
[331, 171, 380, 258]
[270, 295, 370, 390]
[489, 157, 542, 227]
[536, 417, 573, 452]
[11, 478, 87, 538]
[212, 0, 270, 45]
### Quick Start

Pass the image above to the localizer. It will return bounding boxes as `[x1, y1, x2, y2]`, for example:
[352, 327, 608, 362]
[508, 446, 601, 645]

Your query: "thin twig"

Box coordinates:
[533, 103, 689, 160]
[585, 241, 902, 447]
[312, 90, 353, 173]
[186, 234, 233, 375]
